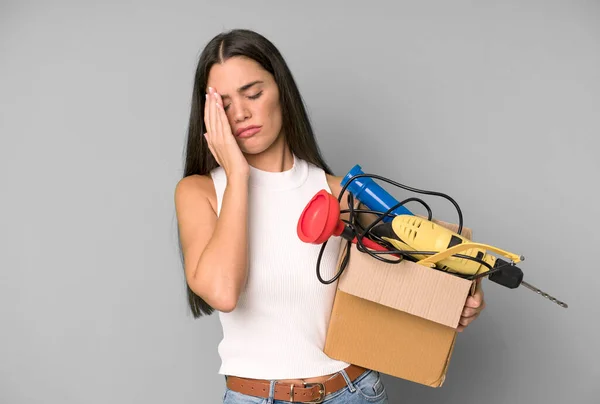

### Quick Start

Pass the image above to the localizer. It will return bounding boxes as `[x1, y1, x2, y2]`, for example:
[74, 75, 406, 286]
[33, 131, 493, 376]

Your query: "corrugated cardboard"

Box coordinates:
[324, 219, 475, 387]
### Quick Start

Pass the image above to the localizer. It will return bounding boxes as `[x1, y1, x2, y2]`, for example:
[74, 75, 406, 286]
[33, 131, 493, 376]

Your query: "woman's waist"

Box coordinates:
[275, 372, 338, 384]
[218, 348, 350, 381]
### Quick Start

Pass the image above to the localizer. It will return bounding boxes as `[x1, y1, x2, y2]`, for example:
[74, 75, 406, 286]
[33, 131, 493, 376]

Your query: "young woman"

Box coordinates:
[174, 29, 485, 404]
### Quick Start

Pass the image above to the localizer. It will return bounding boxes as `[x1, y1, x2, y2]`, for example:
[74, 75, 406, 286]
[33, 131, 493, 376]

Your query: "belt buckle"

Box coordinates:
[302, 382, 325, 403]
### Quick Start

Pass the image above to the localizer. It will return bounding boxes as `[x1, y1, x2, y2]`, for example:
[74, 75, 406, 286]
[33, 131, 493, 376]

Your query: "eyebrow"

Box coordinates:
[219, 80, 264, 100]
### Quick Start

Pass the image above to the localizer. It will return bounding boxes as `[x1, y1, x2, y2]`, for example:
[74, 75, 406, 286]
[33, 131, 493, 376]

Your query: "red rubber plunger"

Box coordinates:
[297, 189, 399, 257]
[297, 189, 346, 244]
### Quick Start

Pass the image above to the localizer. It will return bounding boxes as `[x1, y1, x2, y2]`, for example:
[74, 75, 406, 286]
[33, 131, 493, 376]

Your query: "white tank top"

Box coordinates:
[209, 153, 350, 379]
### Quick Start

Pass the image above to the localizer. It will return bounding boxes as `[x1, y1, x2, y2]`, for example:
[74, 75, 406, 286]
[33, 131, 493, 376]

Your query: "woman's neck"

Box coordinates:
[244, 136, 294, 173]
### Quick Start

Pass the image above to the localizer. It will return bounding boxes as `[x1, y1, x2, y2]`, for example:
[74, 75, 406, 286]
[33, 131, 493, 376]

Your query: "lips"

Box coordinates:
[235, 125, 262, 138]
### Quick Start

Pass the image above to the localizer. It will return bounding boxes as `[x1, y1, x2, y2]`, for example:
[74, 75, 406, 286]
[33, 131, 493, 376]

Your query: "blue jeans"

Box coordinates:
[223, 368, 389, 403]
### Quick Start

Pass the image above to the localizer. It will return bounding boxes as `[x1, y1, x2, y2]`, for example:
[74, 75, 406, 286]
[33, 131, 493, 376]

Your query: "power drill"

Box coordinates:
[368, 214, 568, 308]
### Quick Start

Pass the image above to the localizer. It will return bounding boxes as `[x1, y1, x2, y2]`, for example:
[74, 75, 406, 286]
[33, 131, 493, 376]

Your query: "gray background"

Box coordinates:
[1, 1, 598, 403]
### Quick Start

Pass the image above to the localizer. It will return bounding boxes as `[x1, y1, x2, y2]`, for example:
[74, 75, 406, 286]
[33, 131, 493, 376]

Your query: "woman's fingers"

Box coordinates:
[206, 89, 219, 144]
[203, 90, 216, 162]
[214, 92, 233, 143]
[213, 91, 223, 141]
[214, 94, 223, 138]
[214, 92, 230, 143]
[207, 88, 216, 137]
[204, 91, 209, 132]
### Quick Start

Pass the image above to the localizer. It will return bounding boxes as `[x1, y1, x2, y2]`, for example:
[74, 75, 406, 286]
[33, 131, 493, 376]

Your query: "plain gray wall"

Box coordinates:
[1, 1, 598, 403]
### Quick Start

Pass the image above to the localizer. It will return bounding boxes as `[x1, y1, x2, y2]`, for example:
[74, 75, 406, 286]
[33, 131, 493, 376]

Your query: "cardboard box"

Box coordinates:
[324, 220, 476, 387]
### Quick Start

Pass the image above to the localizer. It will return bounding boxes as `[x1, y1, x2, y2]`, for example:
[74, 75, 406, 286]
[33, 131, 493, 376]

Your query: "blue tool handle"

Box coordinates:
[340, 164, 413, 222]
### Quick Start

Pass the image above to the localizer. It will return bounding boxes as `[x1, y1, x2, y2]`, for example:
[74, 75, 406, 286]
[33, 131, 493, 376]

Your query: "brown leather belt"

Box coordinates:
[226, 363, 368, 403]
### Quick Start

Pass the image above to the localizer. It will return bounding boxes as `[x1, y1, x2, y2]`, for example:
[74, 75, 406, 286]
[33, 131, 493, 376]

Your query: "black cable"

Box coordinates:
[338, 173, 464, 234]
[315, 234, 501, 284]
[468, 260, 514, 281]
[340, 198, 434, 221]
[340, 197, 434, 259]
[316, 238, 340, 284]
[344, 172, 464, 266]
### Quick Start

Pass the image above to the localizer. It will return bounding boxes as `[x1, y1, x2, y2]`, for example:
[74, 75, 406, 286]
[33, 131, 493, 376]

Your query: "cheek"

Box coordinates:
[264, 95, 282, 131]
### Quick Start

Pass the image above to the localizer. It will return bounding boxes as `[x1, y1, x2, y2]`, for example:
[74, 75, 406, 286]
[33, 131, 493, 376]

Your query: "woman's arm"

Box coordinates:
[175, 173, 249, 313]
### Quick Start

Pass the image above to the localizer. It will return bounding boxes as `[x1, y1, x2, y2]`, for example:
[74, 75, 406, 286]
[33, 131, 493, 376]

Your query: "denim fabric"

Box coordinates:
[222, 368, 388, 403]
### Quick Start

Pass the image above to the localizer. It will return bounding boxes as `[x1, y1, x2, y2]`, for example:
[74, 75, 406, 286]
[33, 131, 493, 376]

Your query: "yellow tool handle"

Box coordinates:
[417, 242, 522, 268]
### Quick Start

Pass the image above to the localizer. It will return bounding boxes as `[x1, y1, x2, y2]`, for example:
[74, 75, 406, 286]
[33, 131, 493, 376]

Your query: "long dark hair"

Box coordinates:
[178, 29, 334, 318]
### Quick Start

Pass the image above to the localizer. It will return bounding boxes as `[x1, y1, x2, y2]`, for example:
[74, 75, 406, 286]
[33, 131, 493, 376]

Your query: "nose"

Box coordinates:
[231, 102, 251, 123]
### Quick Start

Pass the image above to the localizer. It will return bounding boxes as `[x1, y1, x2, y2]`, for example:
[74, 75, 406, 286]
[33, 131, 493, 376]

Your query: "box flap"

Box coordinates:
[336, 243, 473, 329]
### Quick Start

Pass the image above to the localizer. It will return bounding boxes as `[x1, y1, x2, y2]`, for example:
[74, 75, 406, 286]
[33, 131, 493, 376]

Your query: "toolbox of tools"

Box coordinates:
[324, 220, 475, 387]
[296, 163, 568, 387]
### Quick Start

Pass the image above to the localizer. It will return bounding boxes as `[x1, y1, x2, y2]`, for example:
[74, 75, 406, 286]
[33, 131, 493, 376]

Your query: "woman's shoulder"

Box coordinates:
[325, 173, 357, 217]
[176, 173, 215, 192]
[325, 174, 344, 199]
[174, 174, 218, 214]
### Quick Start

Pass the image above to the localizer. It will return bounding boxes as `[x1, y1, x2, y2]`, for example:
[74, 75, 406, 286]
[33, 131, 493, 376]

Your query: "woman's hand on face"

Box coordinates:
[204, 87, 250, 180]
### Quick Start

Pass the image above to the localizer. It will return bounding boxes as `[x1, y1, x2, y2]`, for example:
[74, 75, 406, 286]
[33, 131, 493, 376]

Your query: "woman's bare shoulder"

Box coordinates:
[175, 174, 218, 214]
[325, 174, 361, 218]
[325, 174, 343, 198]
[326, 174, 351, 210]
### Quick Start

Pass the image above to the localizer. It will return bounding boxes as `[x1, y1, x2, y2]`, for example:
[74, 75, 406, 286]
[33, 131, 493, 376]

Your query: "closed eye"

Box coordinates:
[248, 91, 263, 100]
[224, 91, 263, 111]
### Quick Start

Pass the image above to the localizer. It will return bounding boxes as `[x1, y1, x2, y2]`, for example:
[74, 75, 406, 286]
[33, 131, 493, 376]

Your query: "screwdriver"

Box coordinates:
[473, 257, 568, 308]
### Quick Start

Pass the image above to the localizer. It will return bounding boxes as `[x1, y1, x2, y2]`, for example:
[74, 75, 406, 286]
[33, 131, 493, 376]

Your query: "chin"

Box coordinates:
[239, 133, 282, 155]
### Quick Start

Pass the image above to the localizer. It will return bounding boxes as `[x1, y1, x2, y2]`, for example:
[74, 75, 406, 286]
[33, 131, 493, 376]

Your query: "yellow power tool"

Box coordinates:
[370, 214, 521, 275]
[369, 215, 568, 308]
